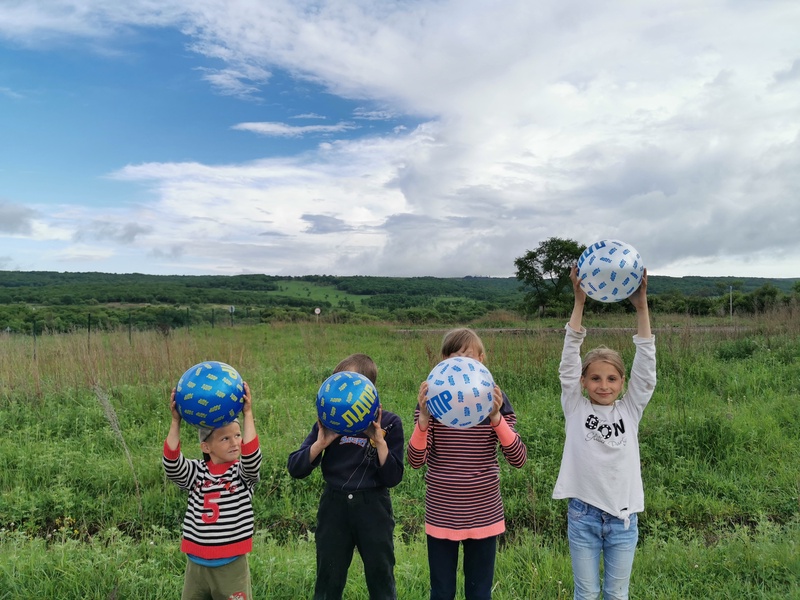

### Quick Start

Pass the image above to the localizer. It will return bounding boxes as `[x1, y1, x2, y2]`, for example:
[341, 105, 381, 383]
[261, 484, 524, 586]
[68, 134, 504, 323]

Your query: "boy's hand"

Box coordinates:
[308, 420, 341, 462]
[365, 406, 387, 448]
[489, 385, 504, 426]
[169, 388, 181, 423]
[316, 421, 341, 448]
[241, 381, 252, 414]
[417, 381, 431, 431]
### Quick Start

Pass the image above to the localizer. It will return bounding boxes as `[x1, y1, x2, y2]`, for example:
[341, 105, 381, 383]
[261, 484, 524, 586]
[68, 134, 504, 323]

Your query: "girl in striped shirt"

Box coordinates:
[407, 328, 527, 600]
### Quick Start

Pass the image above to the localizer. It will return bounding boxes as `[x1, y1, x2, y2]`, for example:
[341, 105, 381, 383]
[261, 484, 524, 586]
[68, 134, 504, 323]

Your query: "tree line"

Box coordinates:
[0, 247, 798, 334]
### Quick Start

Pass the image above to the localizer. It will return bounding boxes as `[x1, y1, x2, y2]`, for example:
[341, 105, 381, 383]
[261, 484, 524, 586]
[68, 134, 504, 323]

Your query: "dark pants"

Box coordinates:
[427, 535, 497, 600]
[314, 486, 397, 600]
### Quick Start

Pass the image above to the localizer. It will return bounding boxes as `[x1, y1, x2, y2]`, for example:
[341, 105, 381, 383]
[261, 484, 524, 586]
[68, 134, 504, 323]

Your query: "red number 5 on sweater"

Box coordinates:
[202, 491, 221, 523]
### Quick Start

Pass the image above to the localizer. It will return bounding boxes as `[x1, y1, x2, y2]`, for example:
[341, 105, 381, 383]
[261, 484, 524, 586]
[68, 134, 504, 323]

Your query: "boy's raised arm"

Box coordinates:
[241, 382, 256, 445]
[166, 388, 181, 451]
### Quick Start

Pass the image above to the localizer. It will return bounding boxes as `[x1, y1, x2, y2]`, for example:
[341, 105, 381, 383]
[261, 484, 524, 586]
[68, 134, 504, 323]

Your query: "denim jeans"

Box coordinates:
[567, 498, 638, 600]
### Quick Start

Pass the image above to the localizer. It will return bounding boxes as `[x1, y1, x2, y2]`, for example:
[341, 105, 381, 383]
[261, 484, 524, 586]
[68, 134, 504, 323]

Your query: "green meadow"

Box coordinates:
[266, 280, 366, 306]
[0, 313, 798, 598]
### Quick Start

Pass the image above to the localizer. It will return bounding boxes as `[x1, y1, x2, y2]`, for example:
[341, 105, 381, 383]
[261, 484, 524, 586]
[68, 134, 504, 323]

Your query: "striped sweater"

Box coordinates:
[407, 394, 527, 540]
[163, 437, 262, 559]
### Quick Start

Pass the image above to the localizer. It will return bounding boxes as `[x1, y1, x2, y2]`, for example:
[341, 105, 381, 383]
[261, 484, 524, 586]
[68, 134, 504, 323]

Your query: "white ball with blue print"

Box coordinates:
[577, 239, 645, 303]
[425, 356, 495, 429]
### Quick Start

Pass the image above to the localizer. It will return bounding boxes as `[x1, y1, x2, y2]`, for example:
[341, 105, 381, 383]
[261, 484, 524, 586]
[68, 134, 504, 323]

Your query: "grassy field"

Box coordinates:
[0, 312, 798, 598]
[268, 280, 367, 306]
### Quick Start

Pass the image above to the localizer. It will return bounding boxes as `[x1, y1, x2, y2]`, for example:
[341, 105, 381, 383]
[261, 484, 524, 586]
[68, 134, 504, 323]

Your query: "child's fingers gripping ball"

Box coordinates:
[425, 357, 495, 429]
[317, 371, 380, 435]
[174, 361, 245, 428]
[577, 239, 645, 303]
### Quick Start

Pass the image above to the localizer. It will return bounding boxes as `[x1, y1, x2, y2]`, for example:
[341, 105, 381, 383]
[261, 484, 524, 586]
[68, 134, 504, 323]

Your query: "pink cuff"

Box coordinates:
[492, 418, 517, 447]
[409, 422, 429, 449]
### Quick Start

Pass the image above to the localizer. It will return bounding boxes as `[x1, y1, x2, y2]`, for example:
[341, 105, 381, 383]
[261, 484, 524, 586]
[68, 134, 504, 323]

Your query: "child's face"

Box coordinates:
[201, 421, 243, 464]
[581, 361, 624, 406]
[447, 343, 485, 363]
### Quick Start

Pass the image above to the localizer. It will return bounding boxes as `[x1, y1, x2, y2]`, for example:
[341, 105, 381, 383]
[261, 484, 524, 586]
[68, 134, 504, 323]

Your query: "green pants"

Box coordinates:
[181, 554, 252, 600]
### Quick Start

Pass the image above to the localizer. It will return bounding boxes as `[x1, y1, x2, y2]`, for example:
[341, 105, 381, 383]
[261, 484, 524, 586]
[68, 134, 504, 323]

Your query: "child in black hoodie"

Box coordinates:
[287, 353, 404, 600]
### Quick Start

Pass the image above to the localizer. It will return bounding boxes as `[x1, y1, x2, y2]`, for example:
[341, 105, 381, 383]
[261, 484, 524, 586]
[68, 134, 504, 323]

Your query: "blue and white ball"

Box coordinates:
[317, 371, 380, 434]
[425, 357, 495, 429]
[175, 361, 245, 428]
[578, 239, 645, 303]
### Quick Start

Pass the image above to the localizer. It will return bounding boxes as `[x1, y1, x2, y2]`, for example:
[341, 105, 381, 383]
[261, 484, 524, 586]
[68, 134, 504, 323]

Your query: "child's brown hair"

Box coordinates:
[334, 353, 378, 385]
[440, 328, 485, 358]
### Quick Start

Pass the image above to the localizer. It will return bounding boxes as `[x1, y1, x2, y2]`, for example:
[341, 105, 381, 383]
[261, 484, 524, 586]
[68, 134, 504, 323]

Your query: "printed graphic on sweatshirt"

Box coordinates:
[339, 436, 368, 448]
[584, 413, 628, 447]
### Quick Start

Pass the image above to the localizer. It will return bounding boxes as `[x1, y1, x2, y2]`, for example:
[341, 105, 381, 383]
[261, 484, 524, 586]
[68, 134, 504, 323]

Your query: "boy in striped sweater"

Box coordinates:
[407, 328, 527, 600]
[164, 381, 262, 600]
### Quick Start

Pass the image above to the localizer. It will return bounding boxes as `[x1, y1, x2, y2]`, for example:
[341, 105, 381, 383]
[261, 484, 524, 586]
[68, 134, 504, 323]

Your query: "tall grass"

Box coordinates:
[0, 313, 798, 598]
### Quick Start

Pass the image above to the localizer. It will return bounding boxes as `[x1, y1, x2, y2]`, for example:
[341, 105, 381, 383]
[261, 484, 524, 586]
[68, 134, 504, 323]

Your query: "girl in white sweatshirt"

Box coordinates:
[553, 266, 656, 600]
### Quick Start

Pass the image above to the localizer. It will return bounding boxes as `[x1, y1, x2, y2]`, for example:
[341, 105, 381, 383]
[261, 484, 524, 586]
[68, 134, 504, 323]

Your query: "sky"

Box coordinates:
[1, 0, 799, 279]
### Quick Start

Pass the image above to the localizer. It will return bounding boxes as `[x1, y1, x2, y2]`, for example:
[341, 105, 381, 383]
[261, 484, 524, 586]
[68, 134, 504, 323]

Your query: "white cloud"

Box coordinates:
[0, 201, 37, 234]
[0, 0, 187, 45]
[197, 65, 271, 99]
[55, 243, 115, 263]
[97, 132, 416, 274]
[73, 221, 152, 244]
[0, 86, 24, 100]
[773, 59, 800, 85]
[232, 121, 357, 137]
[353, 107, 398, 121]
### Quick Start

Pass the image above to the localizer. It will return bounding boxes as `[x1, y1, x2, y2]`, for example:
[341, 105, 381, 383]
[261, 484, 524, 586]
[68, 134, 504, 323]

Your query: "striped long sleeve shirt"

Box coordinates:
[163, 437, 262, 560]
[407, 393, 527, 541]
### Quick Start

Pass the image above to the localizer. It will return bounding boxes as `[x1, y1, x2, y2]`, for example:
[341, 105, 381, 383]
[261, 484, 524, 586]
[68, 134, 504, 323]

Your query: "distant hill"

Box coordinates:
[1, 270, 796, 334]
[645, 275, 799, 296]
[0, 271, 797, 306]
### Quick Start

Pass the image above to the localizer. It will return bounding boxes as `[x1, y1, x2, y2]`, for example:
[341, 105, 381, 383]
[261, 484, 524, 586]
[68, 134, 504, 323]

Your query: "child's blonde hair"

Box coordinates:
[581, 346, 625, 378]
[334, 353, 378, 385]
[441, 328, 485, 358]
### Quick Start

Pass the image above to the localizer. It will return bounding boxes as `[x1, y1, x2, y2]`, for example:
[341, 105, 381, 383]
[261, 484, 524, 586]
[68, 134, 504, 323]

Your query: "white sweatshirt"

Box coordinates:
[552, 324, 656, 520]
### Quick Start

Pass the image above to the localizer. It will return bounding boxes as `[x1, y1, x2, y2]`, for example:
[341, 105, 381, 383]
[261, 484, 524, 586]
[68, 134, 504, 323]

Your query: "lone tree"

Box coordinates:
[514, 237, 585, 316]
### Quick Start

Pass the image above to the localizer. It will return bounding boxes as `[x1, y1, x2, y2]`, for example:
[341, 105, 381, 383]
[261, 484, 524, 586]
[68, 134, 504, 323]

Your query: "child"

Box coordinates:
[163, 381, 262, 600]
[553, 266, 655, 600]
[407, 328, 527, 600]
[287, 353, 404, 600]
